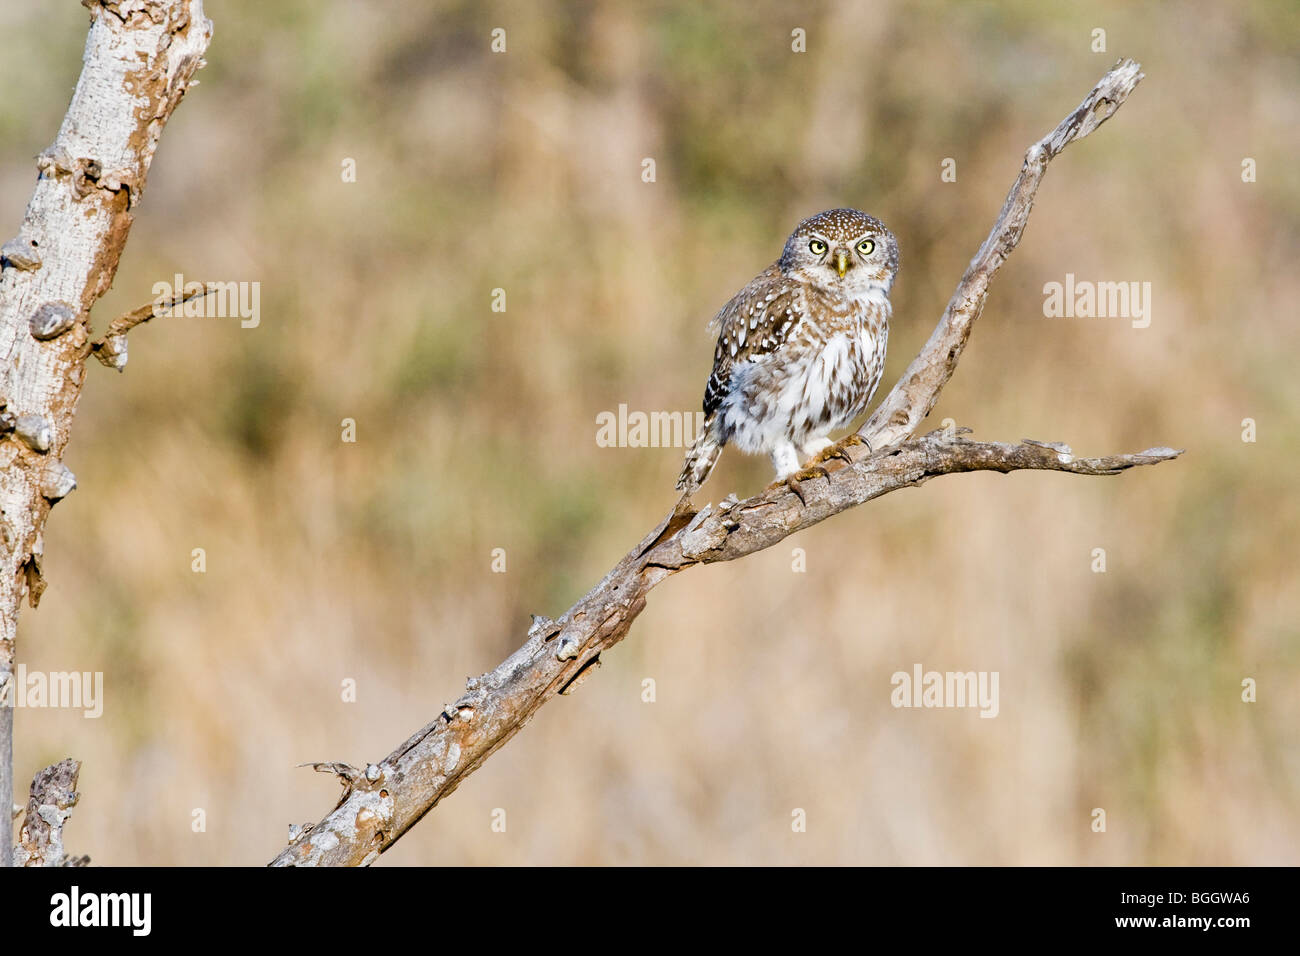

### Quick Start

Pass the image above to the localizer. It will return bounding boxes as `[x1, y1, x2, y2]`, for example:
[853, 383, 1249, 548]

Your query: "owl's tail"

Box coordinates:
[676, 413, 722, 493]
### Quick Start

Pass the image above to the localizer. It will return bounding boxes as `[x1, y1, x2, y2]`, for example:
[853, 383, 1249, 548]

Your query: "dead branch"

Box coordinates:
[271, 59, 1166, 867]
[12, 759, 89, 867]
[858, 59, 1145, 450]
[0, 0, 212, 862]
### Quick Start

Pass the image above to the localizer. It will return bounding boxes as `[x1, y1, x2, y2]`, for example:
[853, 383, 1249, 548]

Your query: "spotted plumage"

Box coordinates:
[677, 208, 899, 492]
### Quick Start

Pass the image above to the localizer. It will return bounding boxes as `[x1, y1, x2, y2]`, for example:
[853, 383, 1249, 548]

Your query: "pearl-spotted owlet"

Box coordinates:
[677, 208, 900, 492]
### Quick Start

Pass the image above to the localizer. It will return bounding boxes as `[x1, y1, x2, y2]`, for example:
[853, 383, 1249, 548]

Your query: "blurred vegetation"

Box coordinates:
[2, 0, 1297, 864]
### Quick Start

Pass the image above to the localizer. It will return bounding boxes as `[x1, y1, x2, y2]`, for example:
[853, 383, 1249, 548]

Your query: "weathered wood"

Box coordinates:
[12, 758, 88, 867]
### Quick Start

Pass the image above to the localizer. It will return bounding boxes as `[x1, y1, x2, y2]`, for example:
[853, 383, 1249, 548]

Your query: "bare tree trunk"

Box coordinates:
[1, 0, 212, 865]
[271, 59, 1167, 867]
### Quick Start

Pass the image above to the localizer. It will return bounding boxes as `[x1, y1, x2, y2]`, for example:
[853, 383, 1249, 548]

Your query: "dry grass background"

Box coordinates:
[2, 0, 1298, 865]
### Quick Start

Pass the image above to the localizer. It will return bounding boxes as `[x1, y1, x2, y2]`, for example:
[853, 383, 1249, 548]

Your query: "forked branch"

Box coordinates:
[271, 58, 1167, 867]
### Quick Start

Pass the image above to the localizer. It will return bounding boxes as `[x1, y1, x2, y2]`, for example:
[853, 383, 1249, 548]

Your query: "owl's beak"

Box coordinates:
[833, 249, 850, 278]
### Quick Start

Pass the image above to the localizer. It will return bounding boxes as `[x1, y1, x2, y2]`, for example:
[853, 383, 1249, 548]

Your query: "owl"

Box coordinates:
[677, 208, 900, 493]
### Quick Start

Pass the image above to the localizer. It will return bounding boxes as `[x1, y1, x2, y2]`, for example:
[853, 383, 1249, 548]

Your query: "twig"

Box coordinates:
[271, 59, 1164, 867]
[88, 283, 219, 370]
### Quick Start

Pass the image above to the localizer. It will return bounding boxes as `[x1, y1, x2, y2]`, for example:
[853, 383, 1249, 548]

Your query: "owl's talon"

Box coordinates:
[812, 433, 871, 466]
[817, 445, 853, 466]
[782, 466, 831, 505]
[785, 477, 808, 506]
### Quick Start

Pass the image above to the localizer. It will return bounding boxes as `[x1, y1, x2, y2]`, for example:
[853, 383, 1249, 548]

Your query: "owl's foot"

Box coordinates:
[776, 465, 831, 506]
[811, 433, 872, 467]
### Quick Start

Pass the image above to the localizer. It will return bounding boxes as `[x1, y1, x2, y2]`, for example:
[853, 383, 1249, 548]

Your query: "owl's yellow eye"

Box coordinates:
[857, 238, 875, 256]
[808, 239, 827, 256]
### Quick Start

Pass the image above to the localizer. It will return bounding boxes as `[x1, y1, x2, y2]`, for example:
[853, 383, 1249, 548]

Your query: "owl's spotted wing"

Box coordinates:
[703, 265, 806, 419]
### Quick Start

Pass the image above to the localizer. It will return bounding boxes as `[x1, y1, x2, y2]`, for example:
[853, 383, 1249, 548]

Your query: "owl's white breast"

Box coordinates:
[718, 286, 891, 456]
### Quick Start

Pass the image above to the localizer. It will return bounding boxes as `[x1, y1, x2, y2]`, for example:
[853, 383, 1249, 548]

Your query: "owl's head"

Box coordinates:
[778, 208, 899, 297]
